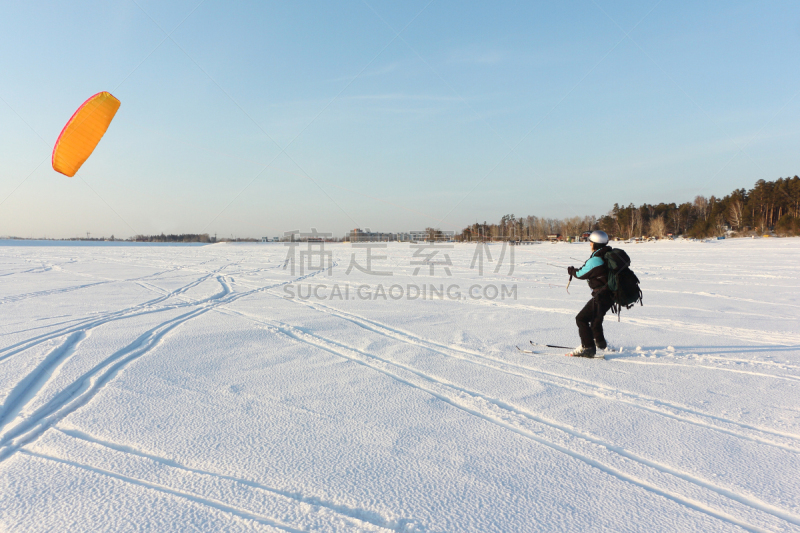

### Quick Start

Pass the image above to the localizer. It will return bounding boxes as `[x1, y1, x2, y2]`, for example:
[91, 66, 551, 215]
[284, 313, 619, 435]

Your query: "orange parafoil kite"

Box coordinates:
[52, 91, 120, 177]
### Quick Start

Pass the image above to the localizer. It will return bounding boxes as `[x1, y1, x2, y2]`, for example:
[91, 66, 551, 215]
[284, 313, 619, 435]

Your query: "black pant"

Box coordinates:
[576, 291, 613, 348]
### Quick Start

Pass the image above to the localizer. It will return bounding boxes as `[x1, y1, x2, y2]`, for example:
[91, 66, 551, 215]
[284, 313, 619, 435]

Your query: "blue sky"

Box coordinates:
[1, 0, 799, 238]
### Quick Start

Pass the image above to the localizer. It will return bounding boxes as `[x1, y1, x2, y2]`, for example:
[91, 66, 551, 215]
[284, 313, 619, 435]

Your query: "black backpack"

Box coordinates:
[604, 248, 643, 320]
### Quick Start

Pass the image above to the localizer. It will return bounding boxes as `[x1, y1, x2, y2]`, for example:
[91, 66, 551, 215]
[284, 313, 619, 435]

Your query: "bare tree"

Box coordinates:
[631, 208, 644, 238]
[728, 199, 743, 230]
[693, 195, 710, 221]
[533, 217, 548, 240]
[670, 209, 681, 235]
[714, 214, 727, 237]
[562, 216, 582, 240]
[647, 216, 667, 238]
[525, 216, 537, 240]
[548, 218, 563, 236]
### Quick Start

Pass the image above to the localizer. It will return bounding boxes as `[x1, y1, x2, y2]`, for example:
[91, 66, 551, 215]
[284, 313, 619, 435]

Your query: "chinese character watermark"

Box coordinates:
[469, 241, 515, 276]
[410, 243, 453, 276]
[346, 243, 392, 276]
[283, 228, 333, 275]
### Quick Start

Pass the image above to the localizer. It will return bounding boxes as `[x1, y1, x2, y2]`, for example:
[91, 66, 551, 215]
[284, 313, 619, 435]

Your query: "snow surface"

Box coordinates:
[1, 238, 799, 532]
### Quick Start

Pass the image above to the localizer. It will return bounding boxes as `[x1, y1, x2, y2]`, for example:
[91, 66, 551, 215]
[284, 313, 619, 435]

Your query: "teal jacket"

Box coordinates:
[576, 251, 604, 277]
[574, 245, 611, 295]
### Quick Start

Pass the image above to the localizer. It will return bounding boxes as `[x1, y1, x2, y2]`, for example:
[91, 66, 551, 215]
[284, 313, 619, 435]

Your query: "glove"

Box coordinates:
[567, 266, 577, 277]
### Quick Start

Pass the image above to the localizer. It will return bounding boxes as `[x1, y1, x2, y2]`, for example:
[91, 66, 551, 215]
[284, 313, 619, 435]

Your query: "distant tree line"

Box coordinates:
[456, 176, 800, 241]
[132, 233, 215, 243]
[458, 215, 597, 241]
[598, 176, 800, 238]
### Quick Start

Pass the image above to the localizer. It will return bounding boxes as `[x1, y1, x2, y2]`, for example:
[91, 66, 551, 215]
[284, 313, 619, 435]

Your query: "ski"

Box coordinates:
[530, 340, 606, 359]
[565, 352, 605, 359]
[530, 340, 572, 349]
[515, 345, 539, 354]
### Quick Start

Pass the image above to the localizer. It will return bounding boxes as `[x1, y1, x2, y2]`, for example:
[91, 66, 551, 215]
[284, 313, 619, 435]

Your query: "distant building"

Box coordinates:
[348, 229, 395, 242]
[347, 229, 452, 242]
[349, 228, 397, 242]
[547, 234, 562, 242]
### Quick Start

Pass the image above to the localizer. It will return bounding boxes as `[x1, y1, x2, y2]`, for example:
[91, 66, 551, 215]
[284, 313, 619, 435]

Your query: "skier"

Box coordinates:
[566, 230, 613, 358]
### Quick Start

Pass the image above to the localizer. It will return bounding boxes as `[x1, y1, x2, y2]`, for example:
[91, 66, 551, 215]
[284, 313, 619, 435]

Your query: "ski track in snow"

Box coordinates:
[0, 264, 329, 462]
[469, 298, 800, 347]
[258, 298, 800, 451]
[212, 307, 798, 533]
[34, 428, 405, 532]
[1, 241, 799, 532]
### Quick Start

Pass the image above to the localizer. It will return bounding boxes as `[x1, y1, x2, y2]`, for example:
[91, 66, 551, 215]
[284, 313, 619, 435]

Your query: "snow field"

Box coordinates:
[1, 238, 799, 532]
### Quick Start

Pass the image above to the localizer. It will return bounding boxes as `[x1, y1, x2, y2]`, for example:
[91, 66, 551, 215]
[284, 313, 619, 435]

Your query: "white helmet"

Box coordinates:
[589, 230, 609, 244]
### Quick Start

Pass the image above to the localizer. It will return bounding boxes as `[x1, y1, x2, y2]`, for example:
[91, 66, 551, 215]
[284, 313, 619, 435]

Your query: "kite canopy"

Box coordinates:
[52, 91, 120, 177]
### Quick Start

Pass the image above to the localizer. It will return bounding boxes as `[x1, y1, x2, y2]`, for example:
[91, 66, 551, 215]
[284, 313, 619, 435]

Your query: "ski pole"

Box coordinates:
[566, 274, 572, 294]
